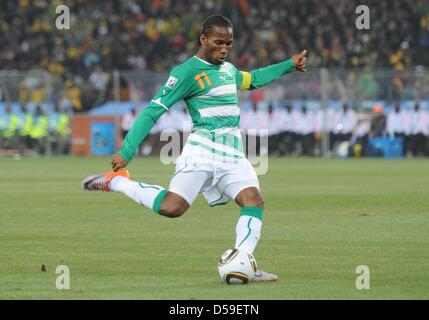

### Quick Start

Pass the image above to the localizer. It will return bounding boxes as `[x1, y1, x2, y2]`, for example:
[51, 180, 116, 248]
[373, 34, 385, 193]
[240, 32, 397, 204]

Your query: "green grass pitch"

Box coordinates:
[0, 156, 428, 299]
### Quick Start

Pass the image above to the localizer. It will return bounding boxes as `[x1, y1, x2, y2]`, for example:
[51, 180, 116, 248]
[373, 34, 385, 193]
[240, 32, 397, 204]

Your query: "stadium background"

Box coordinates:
[1, 0, 429, 300]
[0, 0, 428, 158]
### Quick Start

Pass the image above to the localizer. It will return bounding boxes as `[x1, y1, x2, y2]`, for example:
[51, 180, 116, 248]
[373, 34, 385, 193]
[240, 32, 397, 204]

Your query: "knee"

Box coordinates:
[158, 192, 189, 218]
[254, 196, 264, 209]
[237, 188, 265, 209]
[246, 189, 265, 209]
[159, 203, 187, 218]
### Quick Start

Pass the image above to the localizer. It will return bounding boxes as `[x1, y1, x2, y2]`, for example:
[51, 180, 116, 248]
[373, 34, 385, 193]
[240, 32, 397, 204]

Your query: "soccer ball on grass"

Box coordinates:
[217, 248, 257, 284]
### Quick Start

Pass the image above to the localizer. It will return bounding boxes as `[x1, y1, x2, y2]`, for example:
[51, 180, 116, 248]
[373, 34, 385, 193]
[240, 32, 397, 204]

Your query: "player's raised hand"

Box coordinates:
[111, 153, 128, 171]
[291, 50, 307, 72]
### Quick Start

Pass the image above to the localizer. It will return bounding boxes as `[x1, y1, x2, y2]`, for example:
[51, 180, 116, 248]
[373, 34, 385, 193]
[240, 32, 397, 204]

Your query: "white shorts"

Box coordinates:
[169, 155, 260, 207]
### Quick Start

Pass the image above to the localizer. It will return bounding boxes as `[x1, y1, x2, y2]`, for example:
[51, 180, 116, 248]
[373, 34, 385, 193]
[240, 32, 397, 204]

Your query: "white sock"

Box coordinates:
[111, 176, 167, 213]
[235, 207, 263, 254]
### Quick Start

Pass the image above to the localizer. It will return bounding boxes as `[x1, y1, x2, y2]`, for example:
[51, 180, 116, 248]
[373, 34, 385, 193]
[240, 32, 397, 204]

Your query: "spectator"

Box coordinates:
[0, 0, 426, 77]
[296, 106, 316, 156]
[331, 103, 358, 150]
[358, 69, 379, 99]
[369, 104, 386, 138]
[48, 104, 71, 155]
[240, 103, 267, 156]
[17, 104, 33, 152]
[29, 105, 49, 155]
[121, 107, 138, 140]
[89, 66, 109, 92]
[387, 104, 407, 138]
[267, 104, 284, 155]
[409, 103, 429, 156]
[386, 103, 412, 156]
[350, 119, 371, 157]
[0, 104, 19, 149]
[281, 105, 298, 155]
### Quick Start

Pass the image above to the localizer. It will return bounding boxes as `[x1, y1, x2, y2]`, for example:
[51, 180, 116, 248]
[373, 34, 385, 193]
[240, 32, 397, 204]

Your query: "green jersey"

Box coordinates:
[119, 56, 295, 162]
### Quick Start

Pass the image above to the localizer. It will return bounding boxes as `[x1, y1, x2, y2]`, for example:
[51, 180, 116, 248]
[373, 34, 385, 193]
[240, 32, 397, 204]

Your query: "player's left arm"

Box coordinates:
[236, 50, 307, 90]
[112, 67, 194, 170]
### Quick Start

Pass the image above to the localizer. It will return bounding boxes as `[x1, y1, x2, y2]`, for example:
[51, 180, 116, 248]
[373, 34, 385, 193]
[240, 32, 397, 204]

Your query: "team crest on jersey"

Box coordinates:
[165, 76, 178, 89]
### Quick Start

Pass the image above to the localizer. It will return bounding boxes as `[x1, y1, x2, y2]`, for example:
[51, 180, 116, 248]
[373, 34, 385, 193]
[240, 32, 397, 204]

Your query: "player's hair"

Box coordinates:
[198, 15, 233, 46]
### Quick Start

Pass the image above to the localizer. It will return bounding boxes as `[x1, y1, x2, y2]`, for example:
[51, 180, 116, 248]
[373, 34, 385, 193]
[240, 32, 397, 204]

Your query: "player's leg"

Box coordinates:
[230, 186, 264, 255]
[219, 160, 277, 281]
[233, 186, 277, 281]
[216, 161, 264, 254]
[158, 192, 189, 218]
[82, 169, 169, 214]
[164, 170, 213, 216]
[158, 170, 210, 218]
[82, 169, 208, 218]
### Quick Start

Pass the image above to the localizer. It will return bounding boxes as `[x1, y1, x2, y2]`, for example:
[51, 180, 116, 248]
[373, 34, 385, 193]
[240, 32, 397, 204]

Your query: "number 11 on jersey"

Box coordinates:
[195, 72, 212, 89]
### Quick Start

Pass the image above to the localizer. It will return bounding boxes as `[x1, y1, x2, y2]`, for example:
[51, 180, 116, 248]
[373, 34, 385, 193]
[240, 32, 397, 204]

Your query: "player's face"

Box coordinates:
[201, 26, 233, 65]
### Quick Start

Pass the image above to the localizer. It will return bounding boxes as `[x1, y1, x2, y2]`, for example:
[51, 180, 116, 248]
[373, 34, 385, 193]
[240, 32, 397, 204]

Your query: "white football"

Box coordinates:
[217, 248, 257, 284]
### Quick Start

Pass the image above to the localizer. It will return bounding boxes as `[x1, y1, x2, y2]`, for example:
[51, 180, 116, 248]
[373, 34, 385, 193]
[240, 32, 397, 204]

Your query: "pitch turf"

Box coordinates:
[0, 156, 428, 299]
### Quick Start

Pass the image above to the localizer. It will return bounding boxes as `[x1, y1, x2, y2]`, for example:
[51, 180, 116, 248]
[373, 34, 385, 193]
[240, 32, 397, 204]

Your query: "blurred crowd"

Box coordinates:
[121, 101, 429, 158]
[1, 0, 428, 109]
[0, 104, 71, 156]
[1, 0, 429, 157]
[240, 102, 429, 157]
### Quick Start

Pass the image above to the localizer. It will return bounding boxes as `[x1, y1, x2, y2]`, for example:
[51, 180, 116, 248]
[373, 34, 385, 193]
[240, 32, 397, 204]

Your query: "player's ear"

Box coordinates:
[200, 34, 208, 46]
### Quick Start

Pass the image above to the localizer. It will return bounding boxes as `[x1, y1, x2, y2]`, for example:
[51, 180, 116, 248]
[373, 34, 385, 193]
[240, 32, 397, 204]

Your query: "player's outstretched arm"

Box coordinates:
[239, 50, 307, 90]
[112, 105, 165, 171]
[291, 50, 307, 72]
[111, 66, 193, 171]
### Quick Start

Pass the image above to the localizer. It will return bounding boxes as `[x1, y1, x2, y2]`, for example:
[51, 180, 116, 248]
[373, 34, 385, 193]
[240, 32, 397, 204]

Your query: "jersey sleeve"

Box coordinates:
[119, 67, 194, 163]
[235, 59, 295, 90]
[234, 64, 252, 90]
[150, 66, 194, 111]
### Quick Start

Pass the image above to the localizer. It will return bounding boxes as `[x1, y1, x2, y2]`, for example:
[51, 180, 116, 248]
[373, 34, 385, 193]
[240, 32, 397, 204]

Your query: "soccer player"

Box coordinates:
[82, 15, 307, 282]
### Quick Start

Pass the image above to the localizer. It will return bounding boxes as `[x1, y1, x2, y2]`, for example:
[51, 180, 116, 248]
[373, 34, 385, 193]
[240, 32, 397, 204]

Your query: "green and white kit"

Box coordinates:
[119, 55, 295, 207]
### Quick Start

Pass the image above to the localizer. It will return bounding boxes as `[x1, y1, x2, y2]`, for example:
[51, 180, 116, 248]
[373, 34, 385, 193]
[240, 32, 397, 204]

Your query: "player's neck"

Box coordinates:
[195, 51, 215, 65]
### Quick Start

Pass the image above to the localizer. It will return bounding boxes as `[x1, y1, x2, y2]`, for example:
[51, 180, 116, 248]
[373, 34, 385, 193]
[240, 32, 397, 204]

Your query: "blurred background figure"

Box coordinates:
[29, 106, 49, 156]
[367, 104, 388, 157]
[387, 104, 406, 138]
[267, 104, 284, 156]
[89, 66, 109, 107]
[241, 103, 266, 157]
[409, 103, 429, 157]
[296, 106, 316, 156]
[330, 103, 357, 153]
[282, 105, 298, 156]
[369, 104, 386, 138]
[386, 103, 410, 155]
[0, 104, 19, 149]
[121, 107, 138, 141]
[17, 104, 33, 154]
[48, 104, 71, 155]
[350, 119, 371, 157]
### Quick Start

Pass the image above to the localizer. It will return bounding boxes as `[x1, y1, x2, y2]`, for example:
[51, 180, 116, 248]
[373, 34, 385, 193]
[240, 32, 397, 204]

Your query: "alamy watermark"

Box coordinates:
[56, 4, 370, 31]
[56, 265, 70, 290]
[355, 265, 370, 290]
[355, 5, 370, 30]
[55, 5, 70, 30]
[158, 128, 269, 175]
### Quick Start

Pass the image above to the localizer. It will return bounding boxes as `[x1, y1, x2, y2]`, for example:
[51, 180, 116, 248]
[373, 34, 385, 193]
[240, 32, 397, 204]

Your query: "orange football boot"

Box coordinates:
[81, 168, 130, 192]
